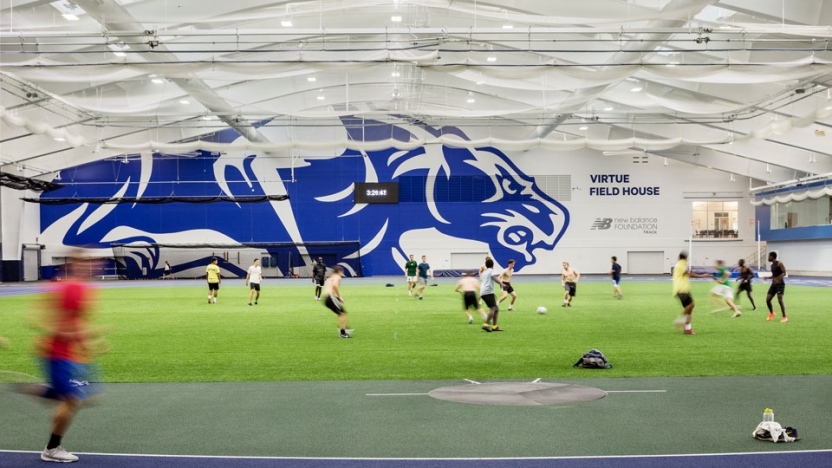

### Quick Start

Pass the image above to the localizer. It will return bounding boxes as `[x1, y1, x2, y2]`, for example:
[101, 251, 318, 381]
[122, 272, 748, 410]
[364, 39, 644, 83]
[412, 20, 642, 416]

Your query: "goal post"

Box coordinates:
[110, 242, 362, 279]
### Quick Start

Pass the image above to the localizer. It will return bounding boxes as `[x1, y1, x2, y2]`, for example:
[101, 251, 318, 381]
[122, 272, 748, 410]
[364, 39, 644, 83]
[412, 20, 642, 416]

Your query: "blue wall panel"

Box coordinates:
[40, 119, 570, 276]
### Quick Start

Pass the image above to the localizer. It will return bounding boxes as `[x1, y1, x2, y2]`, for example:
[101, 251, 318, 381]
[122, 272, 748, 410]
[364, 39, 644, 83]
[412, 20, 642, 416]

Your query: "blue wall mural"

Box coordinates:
[41, 118, 570, 277]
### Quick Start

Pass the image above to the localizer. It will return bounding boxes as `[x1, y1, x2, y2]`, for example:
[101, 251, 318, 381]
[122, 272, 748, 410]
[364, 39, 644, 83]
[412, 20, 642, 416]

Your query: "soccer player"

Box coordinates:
[312, 257, 327, 301]
[163, 261, 173, 280]
[323, 266, 351, 338]
[608, 256, 623, 299]
[455, 271, 487, 324]
[709, 260, 741, 317]
[736, 259, 757, 311]
[763, 252, 788, 322]
[206, 257, 221, 304]
[245, 259, 262, 306]
[561, 262, 580, 307]
[404, 254, 418, 297]
[480, 258, 504, 332]
[497, 259, 517, 310]
[415, 255, 433, 300]
[30, 255, 107, 463]
[672, 251, 712, 335]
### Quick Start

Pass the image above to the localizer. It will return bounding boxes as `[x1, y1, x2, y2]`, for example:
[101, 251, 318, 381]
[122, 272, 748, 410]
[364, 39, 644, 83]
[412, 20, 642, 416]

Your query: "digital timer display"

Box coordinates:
[354, 182, 399, 204]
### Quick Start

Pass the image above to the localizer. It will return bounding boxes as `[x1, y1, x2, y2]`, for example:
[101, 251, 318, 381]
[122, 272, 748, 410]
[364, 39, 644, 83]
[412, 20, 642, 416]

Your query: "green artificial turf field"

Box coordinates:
[1, 279, 829, 382]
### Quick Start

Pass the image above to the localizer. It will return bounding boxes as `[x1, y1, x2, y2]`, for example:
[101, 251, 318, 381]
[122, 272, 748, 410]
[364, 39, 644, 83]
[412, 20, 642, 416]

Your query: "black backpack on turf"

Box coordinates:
[573, 349, 612, 369]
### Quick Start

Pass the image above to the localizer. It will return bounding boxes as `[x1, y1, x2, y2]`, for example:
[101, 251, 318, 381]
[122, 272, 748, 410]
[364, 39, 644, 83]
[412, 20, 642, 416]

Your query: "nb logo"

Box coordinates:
[591, 218, 613, 230]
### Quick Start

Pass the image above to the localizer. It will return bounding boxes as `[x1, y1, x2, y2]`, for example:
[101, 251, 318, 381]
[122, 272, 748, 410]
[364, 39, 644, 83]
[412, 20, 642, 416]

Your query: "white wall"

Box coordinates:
[508, 149, 759, 274]
[768, 240, 832, 277]
[1, 185, 41, 264]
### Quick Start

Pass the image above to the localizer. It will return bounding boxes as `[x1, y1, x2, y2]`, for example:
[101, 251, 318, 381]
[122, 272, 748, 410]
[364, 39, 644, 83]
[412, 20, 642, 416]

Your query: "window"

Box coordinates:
[770, 195, 831, 229]
[691, 201, 739, 238]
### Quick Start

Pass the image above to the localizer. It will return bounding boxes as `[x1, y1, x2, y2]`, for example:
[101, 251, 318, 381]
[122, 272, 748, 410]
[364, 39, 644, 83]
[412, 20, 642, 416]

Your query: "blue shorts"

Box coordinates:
[41, 358, 97, 401]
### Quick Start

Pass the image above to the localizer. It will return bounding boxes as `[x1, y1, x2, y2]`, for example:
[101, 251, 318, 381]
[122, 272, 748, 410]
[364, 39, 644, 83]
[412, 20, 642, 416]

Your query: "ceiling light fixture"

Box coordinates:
[317, 95, 325, 100]
[51, 1, 85, 20]
[53, 137, 66, 142]
[307, 76, 317, 82]
[579, 126, 588, 130]
[502, 24, 513, 29]
[391, 71, 400, 77]
[179, 99, 190, 104]
[281, 20, 293, 27]
[604, 107, 614, 111]
[391, 15, 402, 22]
[466, 92, 476, 104]
[631, 87, 643, 92]
[486, 56, 497, 62]
[151, 78, 164, 84]
[62, 14, 79, 20]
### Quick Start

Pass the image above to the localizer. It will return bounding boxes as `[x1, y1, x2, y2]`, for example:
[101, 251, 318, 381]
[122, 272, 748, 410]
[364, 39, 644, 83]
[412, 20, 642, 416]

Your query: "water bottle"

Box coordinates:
[763, 408, 774, 423]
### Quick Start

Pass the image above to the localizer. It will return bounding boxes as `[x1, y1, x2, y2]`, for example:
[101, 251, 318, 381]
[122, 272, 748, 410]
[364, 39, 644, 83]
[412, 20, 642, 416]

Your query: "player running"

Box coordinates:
[404, 254, 418, 297]
[763, 252, 788, 322]
[312, 257, 327, 301]
[561, 262, 580, 307]
[497, 260, 517, 311]
[709, 260, 741, 317]
[455, 272, 487, 324]
[736, 259, 757, 311]
[415, 255, 433, 300]
[608, 256, 623, 299]
[672, 251, 712, 335]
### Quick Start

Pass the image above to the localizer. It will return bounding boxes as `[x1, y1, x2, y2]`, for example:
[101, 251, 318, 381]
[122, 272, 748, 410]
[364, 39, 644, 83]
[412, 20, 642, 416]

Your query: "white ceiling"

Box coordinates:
[2, 0, 832, 183]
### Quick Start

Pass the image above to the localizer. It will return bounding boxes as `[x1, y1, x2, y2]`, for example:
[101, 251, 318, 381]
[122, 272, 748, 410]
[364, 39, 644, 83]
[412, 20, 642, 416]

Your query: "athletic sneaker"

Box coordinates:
[731, 312, 741, 318]
[248, 303, 252, 306]
[213, 299, 217, 304]
[562, 303, 567, 307]
[567, 303, 572, 307]
[752, 307, 757, 311]
[254, 302, 258, 305]
[418, 296, 423, 301]
[339, 333, 352, 338]
[618, 295, 623, 300]
[683, 329, 696, 335]
[208, 298, 212, 304]
[468, 317, 473, 324]
[492, 327, 504, 332]
[780, 317, 789, 323]
[507, 306, 514, 311]
[767, 312, 775, 321]
[41, 446, 78, 463]
[481, 324, 492, 332]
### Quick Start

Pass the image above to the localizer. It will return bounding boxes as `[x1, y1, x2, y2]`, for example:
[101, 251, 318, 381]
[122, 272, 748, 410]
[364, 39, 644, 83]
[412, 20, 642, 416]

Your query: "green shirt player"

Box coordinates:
[404, 254, 418, 296]
[709, 260, 741, 317]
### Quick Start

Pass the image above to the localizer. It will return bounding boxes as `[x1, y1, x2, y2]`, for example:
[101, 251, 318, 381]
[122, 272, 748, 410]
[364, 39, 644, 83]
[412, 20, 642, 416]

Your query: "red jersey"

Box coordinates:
[42, 280, 93, 362]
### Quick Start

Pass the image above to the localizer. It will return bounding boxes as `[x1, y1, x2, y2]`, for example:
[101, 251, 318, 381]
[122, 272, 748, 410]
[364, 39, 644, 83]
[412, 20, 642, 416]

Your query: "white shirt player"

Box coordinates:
[247, 265, 262, 284]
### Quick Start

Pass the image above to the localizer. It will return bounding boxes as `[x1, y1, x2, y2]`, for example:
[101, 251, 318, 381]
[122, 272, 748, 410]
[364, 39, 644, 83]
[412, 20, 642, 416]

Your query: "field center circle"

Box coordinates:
[428, 382, 607, 406]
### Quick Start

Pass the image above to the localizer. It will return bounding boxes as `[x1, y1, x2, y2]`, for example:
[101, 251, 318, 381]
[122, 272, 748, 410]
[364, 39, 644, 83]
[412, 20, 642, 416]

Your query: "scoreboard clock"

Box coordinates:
[354, 182, 399, 204]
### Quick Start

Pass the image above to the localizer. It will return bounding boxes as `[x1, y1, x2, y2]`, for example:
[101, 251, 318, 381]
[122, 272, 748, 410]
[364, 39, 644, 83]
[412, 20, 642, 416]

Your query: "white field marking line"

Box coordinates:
[366, 393, 430, 396]
[604, 390, 667, 393]
[463, 379, 480, 384]
[2, 449, 831, 461]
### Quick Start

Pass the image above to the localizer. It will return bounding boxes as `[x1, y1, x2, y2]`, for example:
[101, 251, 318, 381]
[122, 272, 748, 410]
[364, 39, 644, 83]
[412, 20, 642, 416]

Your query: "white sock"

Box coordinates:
[684, 323, 691, 331]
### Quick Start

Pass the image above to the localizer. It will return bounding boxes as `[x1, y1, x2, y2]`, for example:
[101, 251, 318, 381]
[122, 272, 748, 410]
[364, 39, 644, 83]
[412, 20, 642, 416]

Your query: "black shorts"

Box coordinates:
[564, 282, 576, 297]
[481, 293, 497, 308]
[738, 281, 752, 293]
[314, 277, 325, 287]
[325, 295, 345, 315]
[768, 282, 785, 296]
[208, 282, 219, 291]
[250, 283, 260, 291]
[677, 292, 693, 308]
[502, 283, 514, 294]
[463, 291, 478, 310]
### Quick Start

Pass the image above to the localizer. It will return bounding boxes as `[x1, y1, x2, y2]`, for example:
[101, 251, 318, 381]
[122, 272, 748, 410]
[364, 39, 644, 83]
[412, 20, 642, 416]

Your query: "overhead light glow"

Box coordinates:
[467, 97, 476, 103]
[579, 126, 588, 131]
[307, 76, 317, 82]
[391, 15, 402, 22]
[391, 71, 400, 77]
[486, 56, 497, 62]
[113, 51, 125, 57]
[151, 78, 164, 84]
[317, 95, 325, 100]
[604, 107, 614, 111]
[281, 20, 293, 27]
[62, 14, 79, 21]
[179, 99, 190, 104]
[631, 87, 643, 92]
[502, 24, 513, 29]
[53, 137, 66, 142]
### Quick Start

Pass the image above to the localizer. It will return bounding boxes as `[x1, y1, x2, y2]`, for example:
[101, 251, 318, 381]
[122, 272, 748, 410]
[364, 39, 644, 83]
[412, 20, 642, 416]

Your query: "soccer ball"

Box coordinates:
[536, 306, 547, 314]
